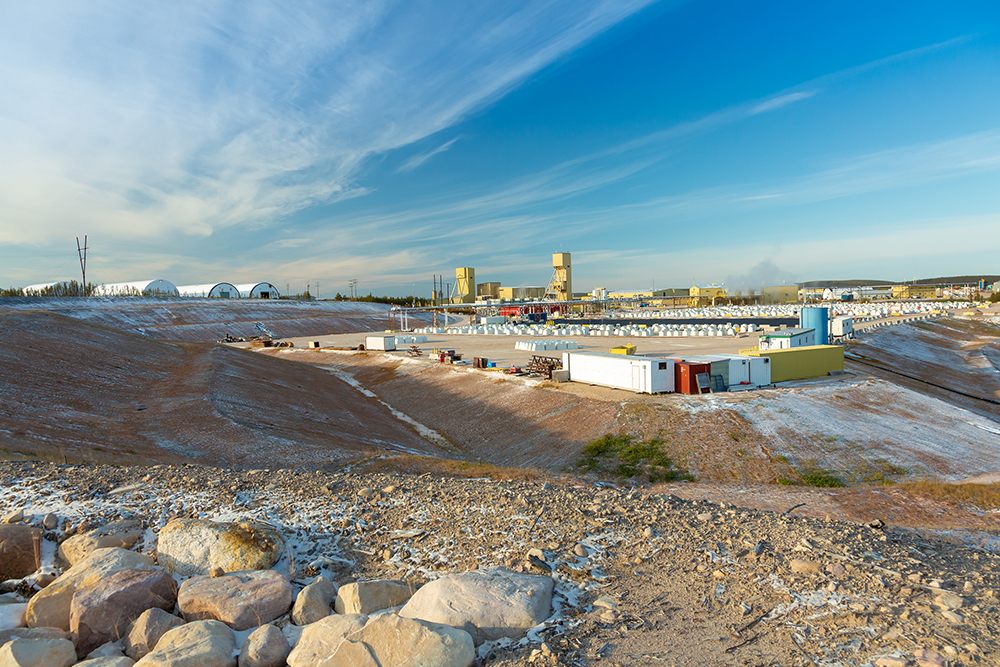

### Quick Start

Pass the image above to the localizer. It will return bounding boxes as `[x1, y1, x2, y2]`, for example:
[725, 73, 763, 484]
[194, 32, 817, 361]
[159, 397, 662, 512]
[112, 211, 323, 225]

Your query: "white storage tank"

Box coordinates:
[561, 352, 674, 394]
[365, 335, 396, 351]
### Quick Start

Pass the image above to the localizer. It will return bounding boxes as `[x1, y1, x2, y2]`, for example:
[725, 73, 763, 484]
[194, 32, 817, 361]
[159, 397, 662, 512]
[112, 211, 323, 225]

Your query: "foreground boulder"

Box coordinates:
[156, 519, 284, 577]
[124, 609, 185, 661]
[333, 580, 412, 616]
[26, 548, 158, 631]
[178, 570, 292, 631]
[133, 620, 236, 667]
[75, 658, 136, 667]
[58, 520, 144, 567]
[292, 577, 336, 626]
[400, 567, 553, 645]
[0, 626, 71, 647]
[0, 524, 42, 580]
[285, 614, 367, 667]
[70, 569, 178, 656]
[325, 613, 474, 667]
[239, 624, 290, 667]
[0, 637, 77, 667]
[0, 602, 27, 631]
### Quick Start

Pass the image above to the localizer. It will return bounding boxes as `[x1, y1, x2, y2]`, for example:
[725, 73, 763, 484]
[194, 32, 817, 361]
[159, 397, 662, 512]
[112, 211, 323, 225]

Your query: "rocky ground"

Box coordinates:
[2, 460, 998, 666]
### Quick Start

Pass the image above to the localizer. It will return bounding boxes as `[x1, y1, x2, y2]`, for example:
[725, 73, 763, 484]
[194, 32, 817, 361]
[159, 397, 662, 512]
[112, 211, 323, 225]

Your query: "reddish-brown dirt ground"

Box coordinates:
[0, 311, 446, 467]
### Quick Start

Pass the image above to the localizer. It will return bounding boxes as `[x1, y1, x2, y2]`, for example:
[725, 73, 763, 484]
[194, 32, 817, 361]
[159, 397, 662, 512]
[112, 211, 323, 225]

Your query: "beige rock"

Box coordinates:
[874, 657, 908, 667]
[71, 569, 178, 656]
[0, 626, 70, 646]
[0, 524, 42, 580]
[41, 514, 58, 531]
[333, 580, 412, 615]
[26, 548, 158, 631]
[238, 624, 290, 667]
[933, 592, 963, 610]
[789, 559, 823, 576]
[156, 519, 284, 577]
[87, 641, 127, 658]
[58, 520, 144, 566]
[400, 567, 553, 645]
[0, 637, 77, 667]
[292, 577, 337, 626]
[133, 620, 236, 667]
[915, 648, 946, 667]
[286, 614, 367, 667]
[75, 658, 136, 667]
[3, 509, 24, 524]
[318, 639, 377, 667]
[178, 570, 292, 631]
[124, 609, 185, 661]
[321, 614, 474, 667]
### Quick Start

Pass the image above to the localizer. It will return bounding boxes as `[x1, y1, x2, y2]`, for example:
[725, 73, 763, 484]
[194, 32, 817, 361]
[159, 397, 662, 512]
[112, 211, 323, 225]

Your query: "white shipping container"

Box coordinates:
[749, 356, 771, 386]
[831, 317, 854, 337]
[562, 352, 674, 394]
[365, 335, 396, 351]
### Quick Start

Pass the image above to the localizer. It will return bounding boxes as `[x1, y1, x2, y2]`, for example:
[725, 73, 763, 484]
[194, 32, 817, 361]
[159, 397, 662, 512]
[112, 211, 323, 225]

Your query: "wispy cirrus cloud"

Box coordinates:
[0, 0, 658, 250]
[748, 90, 817, 115]
[397, 137, 462, 173]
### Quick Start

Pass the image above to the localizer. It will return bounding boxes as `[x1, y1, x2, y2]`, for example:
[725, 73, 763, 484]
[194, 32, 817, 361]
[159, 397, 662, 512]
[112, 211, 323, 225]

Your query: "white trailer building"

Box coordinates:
[177, 283, 240, 298]
[365, 335, 397, 351]
[758, 327, 816, 351]
[561, 351, 675, 394]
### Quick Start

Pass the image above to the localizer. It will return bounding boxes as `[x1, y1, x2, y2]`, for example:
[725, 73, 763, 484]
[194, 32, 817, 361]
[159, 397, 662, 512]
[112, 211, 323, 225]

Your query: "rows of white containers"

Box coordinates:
[514, 339, 580, 351]
[415, 322, 758, 338]
[613, 301, 974, 320]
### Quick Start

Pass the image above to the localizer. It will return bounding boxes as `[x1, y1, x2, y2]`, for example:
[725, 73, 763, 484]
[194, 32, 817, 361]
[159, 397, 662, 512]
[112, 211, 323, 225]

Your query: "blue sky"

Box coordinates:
[2, 1, 999, 295]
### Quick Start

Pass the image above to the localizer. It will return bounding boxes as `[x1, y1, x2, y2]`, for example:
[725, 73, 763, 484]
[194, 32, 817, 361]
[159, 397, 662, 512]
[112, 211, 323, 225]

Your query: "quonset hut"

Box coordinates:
[234, 282, 281, 299]
[177, 283, 240, 298]
[92, 279, 180, 296]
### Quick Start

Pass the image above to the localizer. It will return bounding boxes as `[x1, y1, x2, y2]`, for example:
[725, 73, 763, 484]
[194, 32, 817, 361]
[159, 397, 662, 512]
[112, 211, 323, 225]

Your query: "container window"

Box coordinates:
[658, 362, 667, 370]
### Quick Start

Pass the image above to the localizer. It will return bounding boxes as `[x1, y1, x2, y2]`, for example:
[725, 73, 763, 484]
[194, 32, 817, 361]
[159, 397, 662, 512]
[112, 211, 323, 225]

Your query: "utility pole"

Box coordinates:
[76, 236, 88, 296]
[316, 280, 320, 300]
[349, 279, 358, 300]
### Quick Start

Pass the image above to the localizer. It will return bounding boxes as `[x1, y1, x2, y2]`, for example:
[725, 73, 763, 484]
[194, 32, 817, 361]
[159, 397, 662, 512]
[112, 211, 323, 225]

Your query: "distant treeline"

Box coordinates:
[329, 293, 431, 306]
[1, 281, 97, 297]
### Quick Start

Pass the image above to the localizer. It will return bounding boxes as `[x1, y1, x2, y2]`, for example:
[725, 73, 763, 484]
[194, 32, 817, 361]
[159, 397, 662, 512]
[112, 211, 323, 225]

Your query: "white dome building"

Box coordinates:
[177, 283, 240, 298]
[92, 279, 179, 297]
[235, 282, 281, 299]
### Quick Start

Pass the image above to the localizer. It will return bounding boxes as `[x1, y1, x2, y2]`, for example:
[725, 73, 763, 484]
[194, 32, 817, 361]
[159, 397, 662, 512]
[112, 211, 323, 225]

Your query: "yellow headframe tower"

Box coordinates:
[452, 267, 476, 304]
[544, 253, 572, 301]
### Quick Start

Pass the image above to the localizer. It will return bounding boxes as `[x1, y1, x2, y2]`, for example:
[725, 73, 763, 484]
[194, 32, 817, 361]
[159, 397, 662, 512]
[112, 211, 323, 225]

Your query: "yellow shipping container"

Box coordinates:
[610, 344, 637, 355]
[757, 345, 844, 382]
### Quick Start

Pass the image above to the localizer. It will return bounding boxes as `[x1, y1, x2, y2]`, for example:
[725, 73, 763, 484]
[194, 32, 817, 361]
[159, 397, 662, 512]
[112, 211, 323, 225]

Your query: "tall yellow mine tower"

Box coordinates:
[545, 253, 572, 301]
[452, 267, 476, 303]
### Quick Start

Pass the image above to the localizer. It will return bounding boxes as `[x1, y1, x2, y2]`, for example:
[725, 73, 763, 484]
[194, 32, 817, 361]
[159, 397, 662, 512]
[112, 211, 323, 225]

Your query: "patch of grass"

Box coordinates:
[850, 458, 909, 485]
[776, 478, 797, 486]
[798, 466, 845, 488]
[578, 433, 694, 483]
[775, 454, 789, 463]
[898, 481, 1000, 510]
[729, 432, 742, 441]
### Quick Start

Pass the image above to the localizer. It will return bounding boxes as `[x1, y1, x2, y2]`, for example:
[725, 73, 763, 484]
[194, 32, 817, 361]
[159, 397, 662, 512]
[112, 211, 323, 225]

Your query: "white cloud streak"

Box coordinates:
[0, 0, 658, 248]
[397, 137, 462, 173]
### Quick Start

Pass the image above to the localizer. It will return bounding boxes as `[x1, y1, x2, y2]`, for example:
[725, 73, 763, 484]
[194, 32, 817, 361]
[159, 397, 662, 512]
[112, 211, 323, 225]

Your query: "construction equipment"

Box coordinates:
[526, 355, 562, 378]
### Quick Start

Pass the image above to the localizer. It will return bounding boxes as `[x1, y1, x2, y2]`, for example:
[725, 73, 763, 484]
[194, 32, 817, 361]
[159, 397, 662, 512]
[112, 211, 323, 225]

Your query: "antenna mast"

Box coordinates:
[76, 236, 88, 295]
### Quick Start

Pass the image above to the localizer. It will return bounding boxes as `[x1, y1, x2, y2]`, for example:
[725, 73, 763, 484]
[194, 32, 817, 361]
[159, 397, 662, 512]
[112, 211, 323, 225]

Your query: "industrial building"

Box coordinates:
[758, 328, 817, 350]
[544, 253, 573, 301]
[92, 279, 179, 297]
[177, 283, 239, 298]
[892, 285, 938, 299]
[234, 282, 281, 299]
[760, 285, 798, 304]
[452, 268, 476, 304]
[757, 345, 844, 383]
[477, 282, 501, 298]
